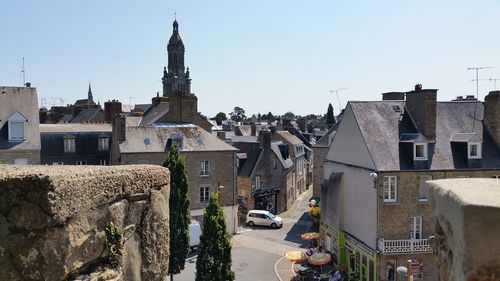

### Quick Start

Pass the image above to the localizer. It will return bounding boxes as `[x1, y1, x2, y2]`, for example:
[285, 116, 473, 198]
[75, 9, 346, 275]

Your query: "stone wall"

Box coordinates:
[0, 165, 170, 281]
[0, 149, 40, 165]
[312, 146, 328, 197]
[428, 178, 500, 281]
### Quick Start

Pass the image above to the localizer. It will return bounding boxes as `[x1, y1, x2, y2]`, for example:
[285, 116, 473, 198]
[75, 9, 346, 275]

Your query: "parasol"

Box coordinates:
[308, 252, 332, 266]
[301, 232, 320, 240]
[284, 250, 308, 262]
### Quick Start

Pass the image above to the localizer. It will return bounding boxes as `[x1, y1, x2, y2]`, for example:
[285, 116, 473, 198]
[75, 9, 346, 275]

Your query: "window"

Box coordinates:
[14, 158, 28, 165]
[200, 160, 210, 176]
[7, 112, 27, 141]
[410, 216, 422, 239]
[468, 142, 481, 159]
[76, 160, 87, 165]
[383, 176, 397, 202]
[98, 137, 109, 151]
[52, 162, 64, 165]
[419, 175, 432, 201]
[100, 159, 108, 165]
[64, 136, 76, 152]
[200, 187, 210, 203]
[255, 176, 261, 189]
[492, 175, 500, 179]
[325, 234, 332, 252]
[414, 143, 427, 160]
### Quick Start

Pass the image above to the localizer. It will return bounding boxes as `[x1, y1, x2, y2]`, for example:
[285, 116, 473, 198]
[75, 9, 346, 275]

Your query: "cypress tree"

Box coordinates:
[195, 193, 235, 281]
[163, 144, 191, 281]
[326, 103, 335, 125]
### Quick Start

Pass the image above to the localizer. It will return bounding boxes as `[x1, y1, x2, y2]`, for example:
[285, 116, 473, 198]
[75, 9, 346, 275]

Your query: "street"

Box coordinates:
[174, 189, 313, 281]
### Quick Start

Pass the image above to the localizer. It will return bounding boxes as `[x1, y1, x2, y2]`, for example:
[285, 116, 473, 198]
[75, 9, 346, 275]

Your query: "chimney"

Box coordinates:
[382, 92, 405, 101]
[405, 85, 437, 139]
[297, 118, 307, 132]
[113, 115, 126, 142]
[465, 95, 477, 100]
[484, 91, 500, 143]
[250, 122, 256, 136]
[258, 130, 271, 151]
[104, 99, 123, 123]
[25, 82, 31, 87]
[270, 125, 276, 136]
[217, 131, 226, 141]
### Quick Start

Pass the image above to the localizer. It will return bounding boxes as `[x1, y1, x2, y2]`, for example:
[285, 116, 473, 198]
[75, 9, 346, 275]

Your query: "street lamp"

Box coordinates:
[396, 260, 414, 281]
[217, 184, 224, 205]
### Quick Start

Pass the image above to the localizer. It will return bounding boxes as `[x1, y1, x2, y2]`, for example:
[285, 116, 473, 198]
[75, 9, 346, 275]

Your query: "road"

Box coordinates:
[174, 189, 313, 281]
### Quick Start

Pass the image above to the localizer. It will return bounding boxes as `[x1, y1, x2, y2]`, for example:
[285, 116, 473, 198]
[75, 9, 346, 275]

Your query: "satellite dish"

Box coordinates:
[396, 266, 408, 277]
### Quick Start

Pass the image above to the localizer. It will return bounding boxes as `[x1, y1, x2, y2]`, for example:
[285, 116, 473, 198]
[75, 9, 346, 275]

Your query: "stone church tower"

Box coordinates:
[162, 20, 191, 96]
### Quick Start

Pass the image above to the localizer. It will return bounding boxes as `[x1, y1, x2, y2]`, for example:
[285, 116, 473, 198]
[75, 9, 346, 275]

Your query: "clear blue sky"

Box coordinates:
[1, 1, 499, 117]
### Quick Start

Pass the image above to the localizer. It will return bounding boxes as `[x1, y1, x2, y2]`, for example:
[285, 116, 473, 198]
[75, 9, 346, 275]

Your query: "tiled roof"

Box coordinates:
[139, 102, 169, 126]
[276, 131, 303, 145]
[232, 141, 262, 177]
[70, 108, 104, 123]
[40, 124, 112, 133]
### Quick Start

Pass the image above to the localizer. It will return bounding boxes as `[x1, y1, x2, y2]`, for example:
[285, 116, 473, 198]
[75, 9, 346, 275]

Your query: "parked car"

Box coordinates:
[189, 220, 202, 250]
[245, 210, 283, 228]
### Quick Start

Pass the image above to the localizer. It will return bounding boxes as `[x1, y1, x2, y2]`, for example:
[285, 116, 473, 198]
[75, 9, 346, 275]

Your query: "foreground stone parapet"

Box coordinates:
[0, 165, 170, 281]
[428, 179, 500, 281]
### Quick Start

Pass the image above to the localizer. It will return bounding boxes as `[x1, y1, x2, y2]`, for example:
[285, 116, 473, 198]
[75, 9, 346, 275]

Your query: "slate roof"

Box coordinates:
[271, 142, 294, 169]
[349, 101, 500, 171]
[74, 98, 94, 106]
[232, 141, 262, 177]
[133, 104, 152, 112]
[40, 124, 112, 133]
[277, 131, 303, 145]
[119, 124, 237, 153]
[139, 102, 169, 126]
[314, 122, 340, 148]
[70, 108, 104, 123]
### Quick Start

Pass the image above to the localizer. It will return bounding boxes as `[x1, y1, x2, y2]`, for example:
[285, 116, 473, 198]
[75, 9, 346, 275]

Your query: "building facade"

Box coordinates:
[0, 86, 40, 165]
[320, 88, 500, 281]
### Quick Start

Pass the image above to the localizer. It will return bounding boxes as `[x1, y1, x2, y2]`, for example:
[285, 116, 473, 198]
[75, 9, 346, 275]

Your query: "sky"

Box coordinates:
[1, 1, 500, 117]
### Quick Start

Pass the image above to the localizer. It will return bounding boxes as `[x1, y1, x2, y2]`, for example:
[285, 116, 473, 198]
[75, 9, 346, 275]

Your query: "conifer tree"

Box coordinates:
[195, 193, 235, 281]
[163, 144, 190, 281]
[326, 103, 335, 125]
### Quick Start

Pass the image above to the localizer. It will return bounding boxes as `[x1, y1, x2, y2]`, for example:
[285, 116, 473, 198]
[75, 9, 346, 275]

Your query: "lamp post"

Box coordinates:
[217, 181, 224, 205]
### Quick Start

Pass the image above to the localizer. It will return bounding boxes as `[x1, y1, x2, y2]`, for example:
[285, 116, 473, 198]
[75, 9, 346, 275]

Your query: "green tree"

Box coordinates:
[265, 111, 274, 121]
[283, 111, 296, 120]
[326, 103, 335, 125]
[229, 106, 246, 122]
[213, 112, 227, 125]
[195, 193, 235, 281]
[163, 145, 191, 281]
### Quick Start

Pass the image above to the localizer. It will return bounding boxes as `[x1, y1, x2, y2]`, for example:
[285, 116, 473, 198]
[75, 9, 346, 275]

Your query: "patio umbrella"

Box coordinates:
[284, 250, 308, 262]
[301, 232, 320, 240]
[308, 252, 332, 266]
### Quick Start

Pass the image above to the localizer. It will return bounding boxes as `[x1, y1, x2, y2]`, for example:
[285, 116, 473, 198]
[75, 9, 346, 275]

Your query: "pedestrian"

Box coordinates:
[269, 205, 276, 215]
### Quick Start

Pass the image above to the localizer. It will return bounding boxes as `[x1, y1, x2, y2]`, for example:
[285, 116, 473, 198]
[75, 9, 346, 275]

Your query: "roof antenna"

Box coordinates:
[21, 57, 26, 86]
[467, 66, 493, 132]
[329, 87, 349, 114]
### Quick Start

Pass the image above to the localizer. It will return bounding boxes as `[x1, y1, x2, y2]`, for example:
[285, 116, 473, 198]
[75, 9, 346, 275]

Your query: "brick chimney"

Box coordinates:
[258, 130, 271, 151]
[251, 122, 256, 136]
[217, 131, 226, 141]
[484, 91, 500, 143]
[104, 100, 122, 123]
[405, 85, 437, 139]
[113, 115, 126, 142]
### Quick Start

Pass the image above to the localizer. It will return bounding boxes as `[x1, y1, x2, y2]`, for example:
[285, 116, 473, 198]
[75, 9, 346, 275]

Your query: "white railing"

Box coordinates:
[380, 238, 432, 254]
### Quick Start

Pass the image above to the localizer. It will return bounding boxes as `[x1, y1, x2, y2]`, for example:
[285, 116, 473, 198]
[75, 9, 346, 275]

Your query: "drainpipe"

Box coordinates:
[233, 152, 238, 234]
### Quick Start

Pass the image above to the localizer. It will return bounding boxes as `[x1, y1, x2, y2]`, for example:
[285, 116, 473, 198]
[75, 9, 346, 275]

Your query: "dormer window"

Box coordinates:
[468, 142, 481, 159]
[64, 134, 76, 153]
[414, 143, 428, 160]
[7, 112, 27, 142]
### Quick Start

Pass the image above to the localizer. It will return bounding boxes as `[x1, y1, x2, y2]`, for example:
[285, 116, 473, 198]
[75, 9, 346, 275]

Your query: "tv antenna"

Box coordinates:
[20, 57, 26, 86]
[467, 66, 493, 132]
[329, 87, 349, 113]
[470, 77, 500, 91]
[129, 96, 135, 105]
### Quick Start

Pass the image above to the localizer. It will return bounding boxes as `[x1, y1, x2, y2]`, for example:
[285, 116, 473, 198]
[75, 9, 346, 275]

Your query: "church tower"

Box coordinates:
[162, 20, 191, 96]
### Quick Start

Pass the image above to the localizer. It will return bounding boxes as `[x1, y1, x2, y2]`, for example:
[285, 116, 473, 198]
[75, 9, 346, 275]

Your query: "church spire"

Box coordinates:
[163, 19, 191, 97]
[88, 83, 94, 104]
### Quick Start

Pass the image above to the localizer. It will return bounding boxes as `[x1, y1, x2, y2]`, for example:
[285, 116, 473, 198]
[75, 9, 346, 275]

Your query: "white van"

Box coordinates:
[245, 210, 283, 228]
[189, 220, 202, 249]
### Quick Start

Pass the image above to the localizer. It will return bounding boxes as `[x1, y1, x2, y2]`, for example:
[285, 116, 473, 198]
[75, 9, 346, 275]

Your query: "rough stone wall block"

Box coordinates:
[428, 179, 500, 281]
[0, 165, 170, 281]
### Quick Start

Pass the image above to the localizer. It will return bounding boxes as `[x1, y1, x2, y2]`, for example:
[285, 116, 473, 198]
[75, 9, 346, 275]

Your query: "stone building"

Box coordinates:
[271, 127, 309, 200]
[312, 124, 338, 197]
[0, 85, 40, 164]
[231, 131, 294, 214]
[320, 87, 500, 281]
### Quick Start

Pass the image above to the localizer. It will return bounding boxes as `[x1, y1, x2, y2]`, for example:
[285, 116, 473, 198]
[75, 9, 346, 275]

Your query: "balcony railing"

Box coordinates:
[379, 238, 432, 254]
